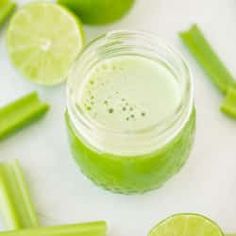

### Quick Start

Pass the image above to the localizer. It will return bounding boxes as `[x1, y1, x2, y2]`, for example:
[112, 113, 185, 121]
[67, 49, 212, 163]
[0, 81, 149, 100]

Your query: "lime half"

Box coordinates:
[7, 3, 84, 86]
[149, 214, 224, 236]
[57, 0, 135, 25]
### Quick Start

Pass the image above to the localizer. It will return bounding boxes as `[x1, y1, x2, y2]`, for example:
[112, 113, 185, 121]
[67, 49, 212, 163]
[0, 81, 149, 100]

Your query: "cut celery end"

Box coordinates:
[0, 221, 107, 236]
[220, 88, 236, 119]
[179, 24, 236, 94]
[0, 0, 16, 29]
[0, 92, 49, 140]
[0, 160, 39, 230]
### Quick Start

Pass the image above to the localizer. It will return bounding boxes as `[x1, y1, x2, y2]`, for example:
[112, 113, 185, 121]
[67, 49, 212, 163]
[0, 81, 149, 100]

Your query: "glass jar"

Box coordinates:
[66, 30, 195, 194]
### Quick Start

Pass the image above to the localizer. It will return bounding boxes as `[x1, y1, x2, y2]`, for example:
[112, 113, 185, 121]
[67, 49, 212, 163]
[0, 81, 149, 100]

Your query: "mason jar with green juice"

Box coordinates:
[66, 30, 195, 194]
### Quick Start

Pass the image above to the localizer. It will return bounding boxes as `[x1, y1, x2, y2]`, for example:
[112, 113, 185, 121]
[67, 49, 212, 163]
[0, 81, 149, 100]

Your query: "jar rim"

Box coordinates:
[67, 30, 193, 155]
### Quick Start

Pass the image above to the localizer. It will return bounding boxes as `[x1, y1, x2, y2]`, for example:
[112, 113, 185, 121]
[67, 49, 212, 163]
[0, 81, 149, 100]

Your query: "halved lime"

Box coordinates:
[57, 0, 135, 25]
[149, 214, 224, 236]
[7, 3, 85, 86]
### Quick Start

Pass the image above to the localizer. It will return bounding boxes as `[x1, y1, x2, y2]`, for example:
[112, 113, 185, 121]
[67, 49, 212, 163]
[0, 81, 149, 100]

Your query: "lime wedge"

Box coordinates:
[7, 3, 84, 86]
[57, 0, 134, 25]
[149, 214, 223, 236]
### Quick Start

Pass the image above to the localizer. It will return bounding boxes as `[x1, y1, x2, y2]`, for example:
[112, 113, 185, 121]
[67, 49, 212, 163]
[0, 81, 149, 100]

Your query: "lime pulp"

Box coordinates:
[149, 214, 224, 236]
[7, 3, 85, 86]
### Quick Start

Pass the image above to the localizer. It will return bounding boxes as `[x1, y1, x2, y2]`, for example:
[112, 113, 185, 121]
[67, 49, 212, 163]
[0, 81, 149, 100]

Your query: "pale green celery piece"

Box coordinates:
[220, 87, 236, 118]
[0, 160, 39, 230]
[0, 0, 16, 29]
[0, 92, 49, 140]
[0, 221, 107, 236]
[179, 24, 236, 94]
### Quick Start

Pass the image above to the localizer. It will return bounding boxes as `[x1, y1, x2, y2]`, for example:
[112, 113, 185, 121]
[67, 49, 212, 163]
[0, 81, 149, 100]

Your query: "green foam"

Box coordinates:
[78, 55, 181, 132]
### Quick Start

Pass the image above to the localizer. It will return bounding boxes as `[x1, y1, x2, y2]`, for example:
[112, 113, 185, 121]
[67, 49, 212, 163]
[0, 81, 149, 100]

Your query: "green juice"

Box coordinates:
[79, 56, 181, 132]
[66, 52, 195, 193]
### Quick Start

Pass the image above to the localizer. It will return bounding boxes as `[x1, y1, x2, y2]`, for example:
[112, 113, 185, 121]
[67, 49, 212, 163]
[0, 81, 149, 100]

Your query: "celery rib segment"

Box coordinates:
[179, 24, 236, 94]
[220, 87, 236, 118]
[0, 92, 49, 140]
[180, 24, 236, 119]
[0, 160, 39, 230]
[0, 221, 107, 236]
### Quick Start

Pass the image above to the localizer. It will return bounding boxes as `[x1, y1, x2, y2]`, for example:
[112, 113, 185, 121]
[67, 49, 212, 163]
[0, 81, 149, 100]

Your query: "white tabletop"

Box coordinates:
[1, 0, 236, 235]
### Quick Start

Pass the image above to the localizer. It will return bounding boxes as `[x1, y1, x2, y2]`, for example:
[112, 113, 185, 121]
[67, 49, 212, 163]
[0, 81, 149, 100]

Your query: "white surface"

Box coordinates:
[1, 0, 236, 235]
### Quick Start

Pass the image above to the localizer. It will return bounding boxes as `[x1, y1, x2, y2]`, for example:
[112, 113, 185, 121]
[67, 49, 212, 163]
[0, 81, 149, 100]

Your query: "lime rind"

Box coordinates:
[7, 3, 85, 86]
[149, 213, 224, 236]
[0, 0, 16, 28]
[57, 0, 135, 25]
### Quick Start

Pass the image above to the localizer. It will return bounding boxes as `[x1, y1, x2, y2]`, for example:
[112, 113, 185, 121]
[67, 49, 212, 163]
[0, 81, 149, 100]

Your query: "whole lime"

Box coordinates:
[57, 0, 135, 25]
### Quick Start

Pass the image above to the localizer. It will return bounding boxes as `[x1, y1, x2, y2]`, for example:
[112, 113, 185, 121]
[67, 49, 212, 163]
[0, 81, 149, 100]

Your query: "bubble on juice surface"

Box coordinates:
[78, 55, 181, 131]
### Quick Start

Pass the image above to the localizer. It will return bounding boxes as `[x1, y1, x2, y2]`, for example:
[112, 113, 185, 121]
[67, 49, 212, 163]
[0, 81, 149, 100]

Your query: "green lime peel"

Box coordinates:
[0, 160, 39, 230]
[0, 92, 49, 140]
[0, 0, 16, 29]
[179, 24, 236, 118]
[57, 0, 134, 25]
[0, 221, 107, 236]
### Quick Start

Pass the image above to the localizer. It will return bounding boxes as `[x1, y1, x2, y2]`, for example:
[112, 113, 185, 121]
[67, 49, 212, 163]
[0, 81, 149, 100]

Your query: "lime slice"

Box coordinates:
[57, 0, 135, 25]
[7, 3, 85, 86]
[149, 214, 223, 236]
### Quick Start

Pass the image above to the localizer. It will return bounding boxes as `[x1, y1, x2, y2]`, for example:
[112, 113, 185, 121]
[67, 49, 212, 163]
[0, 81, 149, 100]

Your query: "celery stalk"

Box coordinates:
[0, 0, 16, 29]
[180, 24, 236, 119]
[0, 92, 49, 140]
[0, 221, 107, 236]
[179, 24, 236, 94]
[220, 87, 236, 118]
[0, 160, 39, 230]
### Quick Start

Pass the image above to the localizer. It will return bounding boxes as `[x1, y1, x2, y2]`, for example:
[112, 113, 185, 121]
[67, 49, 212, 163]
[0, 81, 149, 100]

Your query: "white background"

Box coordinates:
[1, 0, 236, 235]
